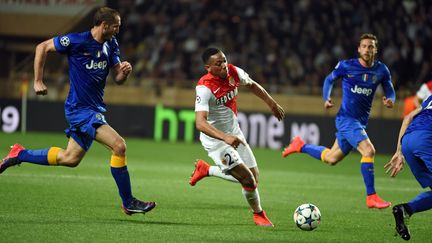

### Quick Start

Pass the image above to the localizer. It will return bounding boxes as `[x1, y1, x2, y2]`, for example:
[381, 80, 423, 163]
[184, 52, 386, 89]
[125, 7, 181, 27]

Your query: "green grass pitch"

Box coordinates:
[0, 132, 430, 242]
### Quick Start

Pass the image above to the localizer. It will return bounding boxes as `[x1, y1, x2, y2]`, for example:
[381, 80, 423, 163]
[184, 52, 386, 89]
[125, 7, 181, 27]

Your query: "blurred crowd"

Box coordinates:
[112, 0, 432, 95]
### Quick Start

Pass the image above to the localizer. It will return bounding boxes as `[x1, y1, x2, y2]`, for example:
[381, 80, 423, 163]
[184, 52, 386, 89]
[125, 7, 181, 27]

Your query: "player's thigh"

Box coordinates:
[58, 137, 86, 162]
[95, 124, 125, 152]
[402, 131, 432, 188]
[237, 143, 257, 169]
[336, 117, 367, 154]
[208, 144, 243, 174]
[356, 138, 375, 157]
[236, 143, 259, 180]
[324, 139, 346, 163]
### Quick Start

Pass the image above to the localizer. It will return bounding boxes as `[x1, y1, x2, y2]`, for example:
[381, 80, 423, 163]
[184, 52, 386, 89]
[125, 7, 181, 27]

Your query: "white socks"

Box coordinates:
[242, 188, 262, 213]
[208, 166, 238, 182]
[208, 165, 262, 213]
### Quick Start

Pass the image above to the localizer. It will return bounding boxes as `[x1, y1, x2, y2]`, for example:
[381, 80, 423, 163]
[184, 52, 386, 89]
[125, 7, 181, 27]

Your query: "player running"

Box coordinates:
[0, 7, 156, 215]
[282, 33, 396, 209]
[189, 47, 285, 226]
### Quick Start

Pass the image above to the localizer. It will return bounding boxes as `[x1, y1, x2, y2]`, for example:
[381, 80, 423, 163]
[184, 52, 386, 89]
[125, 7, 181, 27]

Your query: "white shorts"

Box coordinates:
[206, 141, 257, 174]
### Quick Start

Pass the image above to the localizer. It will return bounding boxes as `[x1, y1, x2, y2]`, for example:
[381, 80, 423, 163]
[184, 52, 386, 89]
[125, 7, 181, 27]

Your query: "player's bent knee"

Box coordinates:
[58, 152, 83, 167]
[112, 138, 126, 155]
[362, 145, 376, 158]
[240, 177, 257, 190]
[65, 157, 82, 167]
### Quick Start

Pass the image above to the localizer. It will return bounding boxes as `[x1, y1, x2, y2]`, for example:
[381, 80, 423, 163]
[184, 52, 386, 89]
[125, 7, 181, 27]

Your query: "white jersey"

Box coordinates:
[195, 64, 252, 149]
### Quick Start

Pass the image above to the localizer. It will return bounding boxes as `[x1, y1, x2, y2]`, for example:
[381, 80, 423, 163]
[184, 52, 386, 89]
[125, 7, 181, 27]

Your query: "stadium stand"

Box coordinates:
[0, 0, 430, 117]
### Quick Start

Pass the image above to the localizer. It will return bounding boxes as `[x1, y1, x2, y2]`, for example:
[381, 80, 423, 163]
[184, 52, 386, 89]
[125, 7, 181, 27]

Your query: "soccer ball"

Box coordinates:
[293, 203, 321, 231]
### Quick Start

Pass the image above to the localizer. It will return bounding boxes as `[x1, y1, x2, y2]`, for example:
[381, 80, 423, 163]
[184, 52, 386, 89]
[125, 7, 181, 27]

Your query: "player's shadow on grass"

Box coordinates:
[183, 202, 245, 210]
[113, 218, 250, 227]
[113, 219, 195, 226]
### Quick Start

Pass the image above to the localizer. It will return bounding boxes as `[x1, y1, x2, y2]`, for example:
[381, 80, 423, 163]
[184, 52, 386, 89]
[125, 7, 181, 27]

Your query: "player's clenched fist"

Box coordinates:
[120, 61, 132, 75]
[34, 80, 48, 95]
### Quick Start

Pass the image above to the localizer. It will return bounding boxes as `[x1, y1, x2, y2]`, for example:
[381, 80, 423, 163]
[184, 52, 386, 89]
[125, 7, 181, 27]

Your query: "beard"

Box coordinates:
[360, 53, 374, 63]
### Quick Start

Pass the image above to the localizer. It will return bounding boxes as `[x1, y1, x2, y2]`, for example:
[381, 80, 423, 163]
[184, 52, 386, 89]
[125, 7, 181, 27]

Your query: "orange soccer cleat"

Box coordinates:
[0, 144, 25, 174]
[282, 136, 305, 158]
[366, 193, 391, 209]
[253, 210, 274, 227]
[189, 159, 210, 186]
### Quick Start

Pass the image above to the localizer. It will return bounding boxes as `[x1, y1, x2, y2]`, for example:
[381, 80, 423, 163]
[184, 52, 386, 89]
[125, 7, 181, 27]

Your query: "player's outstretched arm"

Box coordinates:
[384, 107, 421, 177]
[247, 81, 285, 121]
[384, 152, 405, 177]
[113, 61, 132, 85]
[34, 38, 56, 96]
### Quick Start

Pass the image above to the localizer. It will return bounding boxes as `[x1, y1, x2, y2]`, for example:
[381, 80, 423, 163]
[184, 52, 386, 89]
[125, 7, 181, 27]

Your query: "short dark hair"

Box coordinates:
[202, 47, 221, 64]
[359, 33, 378, 48]
[93, 7, 120, 26]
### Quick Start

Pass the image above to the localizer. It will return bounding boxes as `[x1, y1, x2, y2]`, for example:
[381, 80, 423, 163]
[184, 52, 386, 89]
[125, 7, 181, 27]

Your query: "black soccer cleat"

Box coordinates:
[122, 197, 156, 215]
[392, 204, 411, 241]
[0, 157, 21, 174]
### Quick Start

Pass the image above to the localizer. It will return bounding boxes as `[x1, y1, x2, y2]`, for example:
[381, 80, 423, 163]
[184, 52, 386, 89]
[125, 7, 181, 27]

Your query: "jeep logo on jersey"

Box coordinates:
[216, 88, 238, 105]
[60, 36, 70, 47]
[351, 85, 373, 96]
[85, 60, 108, 70]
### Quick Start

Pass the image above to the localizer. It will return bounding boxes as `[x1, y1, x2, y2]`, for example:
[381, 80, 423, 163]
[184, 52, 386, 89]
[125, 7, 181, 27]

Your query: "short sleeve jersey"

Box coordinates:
[53, 31, 121, 113]
[195, 64, 252, 147]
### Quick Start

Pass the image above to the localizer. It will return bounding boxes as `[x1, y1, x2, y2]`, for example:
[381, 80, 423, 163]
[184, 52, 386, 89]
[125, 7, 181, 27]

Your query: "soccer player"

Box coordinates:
[189, 48, 285, 226]
[385, 95, 432, 241]
[0, 7, 156, 215]
[282, 33, 396, 209]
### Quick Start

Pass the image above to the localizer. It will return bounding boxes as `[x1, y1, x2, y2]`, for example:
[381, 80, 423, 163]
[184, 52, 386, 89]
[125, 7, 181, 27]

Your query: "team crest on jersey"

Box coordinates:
[60, 36, 70, 47]
[95, 113, 106, 122]
[228, 76, 235, 86]
[362, 74, 368, 82]
[371, 75, 378, 84]
[96, 50, 101, 58]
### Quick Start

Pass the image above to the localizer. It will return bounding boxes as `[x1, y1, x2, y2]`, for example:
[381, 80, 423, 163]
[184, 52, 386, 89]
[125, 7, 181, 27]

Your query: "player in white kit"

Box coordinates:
[189, 48, 285, 226]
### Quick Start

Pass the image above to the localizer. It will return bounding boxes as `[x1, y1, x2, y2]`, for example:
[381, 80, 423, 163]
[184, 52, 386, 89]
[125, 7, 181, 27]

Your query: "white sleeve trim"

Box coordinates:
[235, 66, 253, 85]
[416, 83, 432, 100]
[195, 85, 213, 112]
